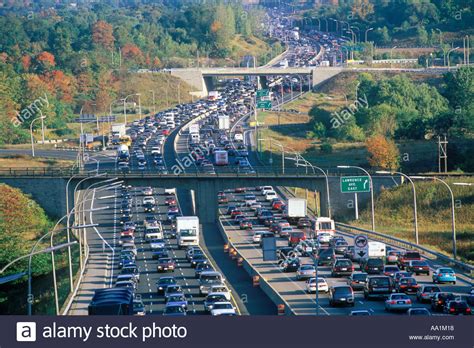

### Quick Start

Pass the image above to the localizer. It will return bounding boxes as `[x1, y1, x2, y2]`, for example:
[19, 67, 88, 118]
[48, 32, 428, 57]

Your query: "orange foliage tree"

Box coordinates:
[366, 135, 400, 171]
[121, 43, 143, 62]
[35, 51, 56, 72]
[92, 20, 115, 50]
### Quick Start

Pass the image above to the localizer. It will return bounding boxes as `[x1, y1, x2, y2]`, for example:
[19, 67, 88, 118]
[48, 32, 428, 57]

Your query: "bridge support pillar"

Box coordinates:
[203, 76, 215, 94]
[194, 180, 219, 224]
[257, 76, 268, 90]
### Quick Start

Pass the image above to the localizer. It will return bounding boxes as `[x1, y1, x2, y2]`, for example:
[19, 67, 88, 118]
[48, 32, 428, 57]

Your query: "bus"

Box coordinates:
[119, 135, 132, 147]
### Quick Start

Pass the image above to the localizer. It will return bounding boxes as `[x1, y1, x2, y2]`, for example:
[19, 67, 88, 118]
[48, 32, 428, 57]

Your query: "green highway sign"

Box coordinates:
[257, 100, 272, 109]
[341, 176, 371, 193]
[256, 89, 269, 98]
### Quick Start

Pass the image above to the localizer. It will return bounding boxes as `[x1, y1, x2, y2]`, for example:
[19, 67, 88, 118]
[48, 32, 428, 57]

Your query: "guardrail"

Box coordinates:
[335, 223, 474, 275]
[216, 219, 296, 315]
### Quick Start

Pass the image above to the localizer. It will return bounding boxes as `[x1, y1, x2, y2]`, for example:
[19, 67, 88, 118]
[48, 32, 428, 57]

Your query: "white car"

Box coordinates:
[252, 231, 266, 243]
[151, 147, 161, 155]
[150, 239, 166, 249]
[210, 284, 231, 301]
[210, 302, 236, 316]
[306, 277, 329, 293]
[317, 233, 332, 244]
[143, 196, 156, 205]
[265, 191, 278, 201]
[261, 186, 274, 196]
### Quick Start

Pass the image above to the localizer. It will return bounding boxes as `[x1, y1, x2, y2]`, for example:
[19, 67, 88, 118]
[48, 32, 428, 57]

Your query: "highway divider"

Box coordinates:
[216, 219, 296, 315]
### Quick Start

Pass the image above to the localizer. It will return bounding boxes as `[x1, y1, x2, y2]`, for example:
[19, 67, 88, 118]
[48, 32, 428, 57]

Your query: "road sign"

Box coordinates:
[262, 237, 277, 261]
[257, 100, 272, 109]
[353, 234, 369, 260]
[256, 89, 269, 98]
[340, 176, 370, 193]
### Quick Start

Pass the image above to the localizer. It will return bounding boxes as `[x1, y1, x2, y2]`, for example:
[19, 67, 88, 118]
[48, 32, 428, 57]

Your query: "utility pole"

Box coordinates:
[438, 135, 448, 173]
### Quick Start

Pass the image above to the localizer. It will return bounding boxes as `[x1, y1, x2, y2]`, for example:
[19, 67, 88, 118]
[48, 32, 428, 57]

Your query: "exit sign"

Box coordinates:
[340, 176, 371, 193]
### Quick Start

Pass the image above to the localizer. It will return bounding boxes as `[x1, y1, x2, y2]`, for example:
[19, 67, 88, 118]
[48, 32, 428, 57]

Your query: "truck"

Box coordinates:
[208, 91, 220, 101]
[284, 198, 307, 224]
[117, 144, 130, 162]
[214, 150, 229, 166]
[314, 217, 335, 238]
[218, 115, 230, 130]
[111, 123, 126, 137]
[144, 220, 163, 240]
[368, 241, 386, 258]
[190, 132, 200, 144]
[189, 123, 200, 135]
[176, 216, 199, 248]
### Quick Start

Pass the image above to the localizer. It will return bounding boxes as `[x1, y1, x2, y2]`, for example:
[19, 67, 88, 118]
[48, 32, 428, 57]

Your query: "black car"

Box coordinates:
[156, 277, 177, 294]
[431, 292, 457, 312]
[281, 258, 300, 272]
[364, 276, 394, 299]
[360, 258, 384, 274]
[195, 263, 214, 278]
[329, 285, 355, 307]
[317, 248, 335, 266]
[347, 272, 368, 291]
[331, 258, 354, 277]
[191, 255, 208, 268]
[444, 300, 471, 315]
[152, 249, 169, 260]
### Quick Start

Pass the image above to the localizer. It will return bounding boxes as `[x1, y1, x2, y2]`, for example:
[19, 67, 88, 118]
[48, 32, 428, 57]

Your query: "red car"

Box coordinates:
[120, 230, 134, 237]
[398, 251, 421, 269]
[272, 200, 285, 211]
[234, 187, 246, 193]
[396, 277, 420, 294]
[165, 197, 176, 205]
[239, 219, 253, 230]
[162, 129, 170, 136]
[289, 231, 306, 246]
[231, 210, 243, 218]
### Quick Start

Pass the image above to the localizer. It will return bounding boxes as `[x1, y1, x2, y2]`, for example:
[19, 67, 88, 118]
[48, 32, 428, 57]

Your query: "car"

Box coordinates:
[152, 249, 169, 260]
[165, 197, 176, 205]
[143, 196, 156, 205]
[252, 231, 266, 243]
[386, 250, 401, 264]
[210, 302, 237, 316]
[156, 277, 177, 294]
[306, 277, 329, 293]
[277, 224, 292, 236]
[249, 202, 262, 211]
[329, 285, 355, 307]
[168, 205, 179, 213]
[226, 205, 238, 215]
[281, 257, 300, 272]
[230, 210, 243, 218]
[162, 305, 187, 316]
[350, 310, 371, 316]
[209, 284, 231, 301]
[149, 239, 166, 249]
[396, 277, 419, 294]
[383, 265, 400, 277]
[244, 194, 257, 206]
[199, 271, 224, 295]
[331, 258, 354, 277]
[204, 293, 228, 312]
[406, 260, 430, 275]
[385, 293, 412, 312]
[142, 187, 153, 196]
[364, 276, 394, 299]
[444, 300, 471, 315]
[164, 285, 184, 299]
[265, 191, 278, 201]
[317, 248, 335, 266]
[297, 218, 312, 228]
[296, 264, 316, 280]
[393, 271, 413, 285]
[416, 285, 441, 303]
[360, 258, 384, 274]
[234, 187, 246, 193]
[432, 267, 456, 284]
[261, 186, 274, 195]
[157, 258, 176, 272]
[317, 233, 332, 244]
[334, 240, 349, 255]
[431, 292, 457, 312]
[407, 308, 431, 316]
[397, 251, 421, 269]
[195, 262, 214, 278]
[347, 272, 368, 291]
[239, 219, 252, 230]
[190, 254, 208, 268]
[133, 297, 146, 316]
[115, 280, 136, 290]
[166, 294, 188, 310]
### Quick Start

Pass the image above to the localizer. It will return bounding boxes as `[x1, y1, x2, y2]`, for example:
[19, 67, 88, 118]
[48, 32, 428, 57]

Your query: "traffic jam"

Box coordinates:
[218, 186, 473, 316]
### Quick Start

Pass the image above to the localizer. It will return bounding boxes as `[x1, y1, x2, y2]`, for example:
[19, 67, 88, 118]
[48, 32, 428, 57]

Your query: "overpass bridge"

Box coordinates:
[0, 167, 399, 225]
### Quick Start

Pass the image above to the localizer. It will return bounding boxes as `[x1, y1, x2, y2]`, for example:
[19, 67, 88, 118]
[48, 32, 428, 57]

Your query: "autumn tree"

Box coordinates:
[121, 43, 143, 63]
[35, 51, 55, 73]
[366, 135, 400, 171]
[92, 20, 115, 51]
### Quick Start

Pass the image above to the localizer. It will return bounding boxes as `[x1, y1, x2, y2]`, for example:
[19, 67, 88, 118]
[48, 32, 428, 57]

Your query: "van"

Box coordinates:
[199, 271, 224, 295]
[364, 276, 394, 299]
[360, 258, 384, 274]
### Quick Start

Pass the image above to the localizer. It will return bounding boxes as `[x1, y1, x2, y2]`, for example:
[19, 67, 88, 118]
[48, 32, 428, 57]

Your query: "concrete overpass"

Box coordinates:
[0, 169, 398, 225]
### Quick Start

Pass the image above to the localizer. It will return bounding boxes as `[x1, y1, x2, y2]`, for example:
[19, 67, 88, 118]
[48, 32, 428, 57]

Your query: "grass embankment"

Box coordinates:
[0, 155, 73, 168]
[349, 178, 474, 263]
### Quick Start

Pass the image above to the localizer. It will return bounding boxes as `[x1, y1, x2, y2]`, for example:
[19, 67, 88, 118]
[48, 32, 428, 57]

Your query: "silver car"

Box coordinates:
[296, 264, 316, 280]
[385, 293, 412, 312]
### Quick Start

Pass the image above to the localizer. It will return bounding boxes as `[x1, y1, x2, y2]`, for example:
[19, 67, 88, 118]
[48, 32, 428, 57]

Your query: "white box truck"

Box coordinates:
[111, 123, 126, 137]
[218, 115, 230, 130]
[285, 198, 307, 224]
[368, 241, 386, 258]
[189, 124, 199, 135]
[176, 216, 199, 248]
[314, 217, 335, 238]
[214, 150, 229, 166]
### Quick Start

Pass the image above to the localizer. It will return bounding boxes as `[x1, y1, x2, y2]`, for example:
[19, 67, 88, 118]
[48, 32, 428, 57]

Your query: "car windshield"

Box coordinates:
[160, 278, 175, 285]
[405, 252, 420, 258]
[180, 229, 197, 237]
[301, 265, 314, 270]
[385, 266, 399, 271]
[423, 286, 440, 292]
[411, 260, 426, 266]
[439, 268, 454, 273]
[367, 259, 383, 266]
[334, 287, 352, 295]
[353, 274, 367, 281]
[401, 278, 417, 285]
[319, 222, 332, 230]
[169, 295, 184, 302]
[166, 306, 185, 313]
[371, 278, 390, 286]
[392, 294, 409, 300]
[207, 295, 226, 302]
[336, 260, 352, 267]
[201, 275, 221, 283]
[213, 303, 232, 310]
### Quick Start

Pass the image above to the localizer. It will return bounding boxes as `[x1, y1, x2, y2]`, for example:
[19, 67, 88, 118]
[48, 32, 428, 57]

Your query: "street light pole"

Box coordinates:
[447, 47, 460, 69]
[411, 176, 457, 259]
[338, 165, 375, 231]
[30, 115, 46, 157]
[390, 46, 398, 68]
[365, 28, 374, 42]
[378, 171, 418, 244]
[38, 109, 46, 144]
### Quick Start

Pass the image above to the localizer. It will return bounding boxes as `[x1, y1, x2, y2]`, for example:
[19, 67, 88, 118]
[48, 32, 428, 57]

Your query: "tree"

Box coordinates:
[92, 20, 115, 51]
[35, 51, 56, 73]
[366, 135, 400, 170]
[121, 43, 143, 63]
